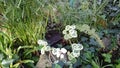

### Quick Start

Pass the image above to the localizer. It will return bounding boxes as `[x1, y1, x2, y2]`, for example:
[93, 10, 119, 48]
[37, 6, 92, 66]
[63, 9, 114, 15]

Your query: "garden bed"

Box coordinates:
[0, 0, 120, 68]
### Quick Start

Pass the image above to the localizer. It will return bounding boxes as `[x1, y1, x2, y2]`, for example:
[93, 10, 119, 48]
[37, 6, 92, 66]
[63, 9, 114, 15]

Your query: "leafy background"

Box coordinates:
[0, 0, 120, 68]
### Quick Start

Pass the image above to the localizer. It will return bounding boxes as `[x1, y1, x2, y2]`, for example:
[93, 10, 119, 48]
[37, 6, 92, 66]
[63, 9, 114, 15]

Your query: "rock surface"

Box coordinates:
[36, 54, 52, 68]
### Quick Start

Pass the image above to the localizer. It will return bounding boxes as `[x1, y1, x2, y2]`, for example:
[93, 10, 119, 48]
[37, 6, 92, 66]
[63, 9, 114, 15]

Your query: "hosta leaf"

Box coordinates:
[1, 59, 14, 65]
[0, 53, 4, 60]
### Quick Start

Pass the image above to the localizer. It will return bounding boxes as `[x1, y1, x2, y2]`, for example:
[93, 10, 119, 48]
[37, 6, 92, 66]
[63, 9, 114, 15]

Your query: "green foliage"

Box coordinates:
[91, 60, 100, 68]
[0, 30, 36, 68]
[0, 0, 120, 68]
[54, 64, 61, 68]
[76, 24, 105, 48]
[116, 63, 120, 68]
[102, 53, 112, 63]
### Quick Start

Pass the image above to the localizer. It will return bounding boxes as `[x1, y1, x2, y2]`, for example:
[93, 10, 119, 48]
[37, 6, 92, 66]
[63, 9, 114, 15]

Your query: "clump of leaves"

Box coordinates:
[102, 53, 112, 63]
[76, 24, 105, 48]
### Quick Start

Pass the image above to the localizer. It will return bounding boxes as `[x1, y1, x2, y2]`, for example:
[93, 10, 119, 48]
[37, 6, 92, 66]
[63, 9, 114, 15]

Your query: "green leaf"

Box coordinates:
[102, 53, 112, 63]
[116, 63, 120, 68]
[13, 63, 20, 68]
[54, 64, 61, 68]
[21, 60, 34, 63]
[91, 60, 100, 68]
[0, 53, 4, 60]
[1, 59, 14, 65]
[70, 58, 77, 64]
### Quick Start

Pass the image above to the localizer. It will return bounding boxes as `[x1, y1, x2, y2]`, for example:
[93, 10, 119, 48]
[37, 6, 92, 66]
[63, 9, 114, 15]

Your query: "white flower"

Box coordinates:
[37, 40, 52, 54]
[37, 40, 48, 46]
[62, 30, 68, 35]
[69, 30, 77, 38]
[45, 46, 51, 51]
[40, 46, 51, 55]
[77, 44, 83, 50]
[64, 34, 72, 40]
[71, 43, 83, 57]
[52, 48, 60, 56]
[65, 25, 76, 30]
[65, 25, 71, 30]
[60, 54, 64, 59]
[62, 25, 77, 40]
[52, 48, 67, 58]
[52, 48, 61, 58]
[71, 43, 83, 50]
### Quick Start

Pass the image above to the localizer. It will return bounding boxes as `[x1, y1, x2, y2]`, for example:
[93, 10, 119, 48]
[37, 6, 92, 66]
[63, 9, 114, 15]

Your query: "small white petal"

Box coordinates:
[71, 43, 78, 49]
[71, 43, 83, 50]
[56, 48, 61, 58]
[61, 48, 67, 54]
[69, 30, 75, 34]
[52, 48, 57, 55]
[64, 34, 72, 40]
[56, 48, 60, 52]
[78, 44, 83, 50]
[68, 25, 76, 30]
[69, 30, 77, 38]
[37, 40, 43, 45]
[45, 46, 51, 51]
[62, 30, 67, 34]
[56, 53, 61, 58]
[60, 54, 64, 59]
[37, 40, 48, 46]
[52, 48, 60, 56]
[65, 25, 71, 30]
[70, 32, 77, 38]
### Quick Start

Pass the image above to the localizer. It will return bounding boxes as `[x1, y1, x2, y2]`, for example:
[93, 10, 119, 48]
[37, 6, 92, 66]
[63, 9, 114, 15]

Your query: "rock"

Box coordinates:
[36, 54, 52, 68]
[102, 37, 111, 48]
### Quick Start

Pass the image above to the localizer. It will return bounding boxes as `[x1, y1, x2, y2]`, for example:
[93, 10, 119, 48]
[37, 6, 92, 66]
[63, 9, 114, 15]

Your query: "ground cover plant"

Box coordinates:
[0, 0, 120, 68]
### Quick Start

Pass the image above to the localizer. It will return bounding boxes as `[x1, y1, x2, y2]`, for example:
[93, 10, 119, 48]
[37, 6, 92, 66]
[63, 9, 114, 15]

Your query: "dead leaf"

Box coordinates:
[117, 33, 120, 46]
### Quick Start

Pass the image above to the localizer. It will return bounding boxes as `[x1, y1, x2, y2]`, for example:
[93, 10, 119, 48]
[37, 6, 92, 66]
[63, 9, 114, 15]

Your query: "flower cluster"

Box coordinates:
[62, 25, 84, 58]
[37, 40, 51, 54]
[52, 48, 67, 59]
[62, 25, 77, 40]
[37, 25, 84, 64]
[37, 40, 67, 59]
